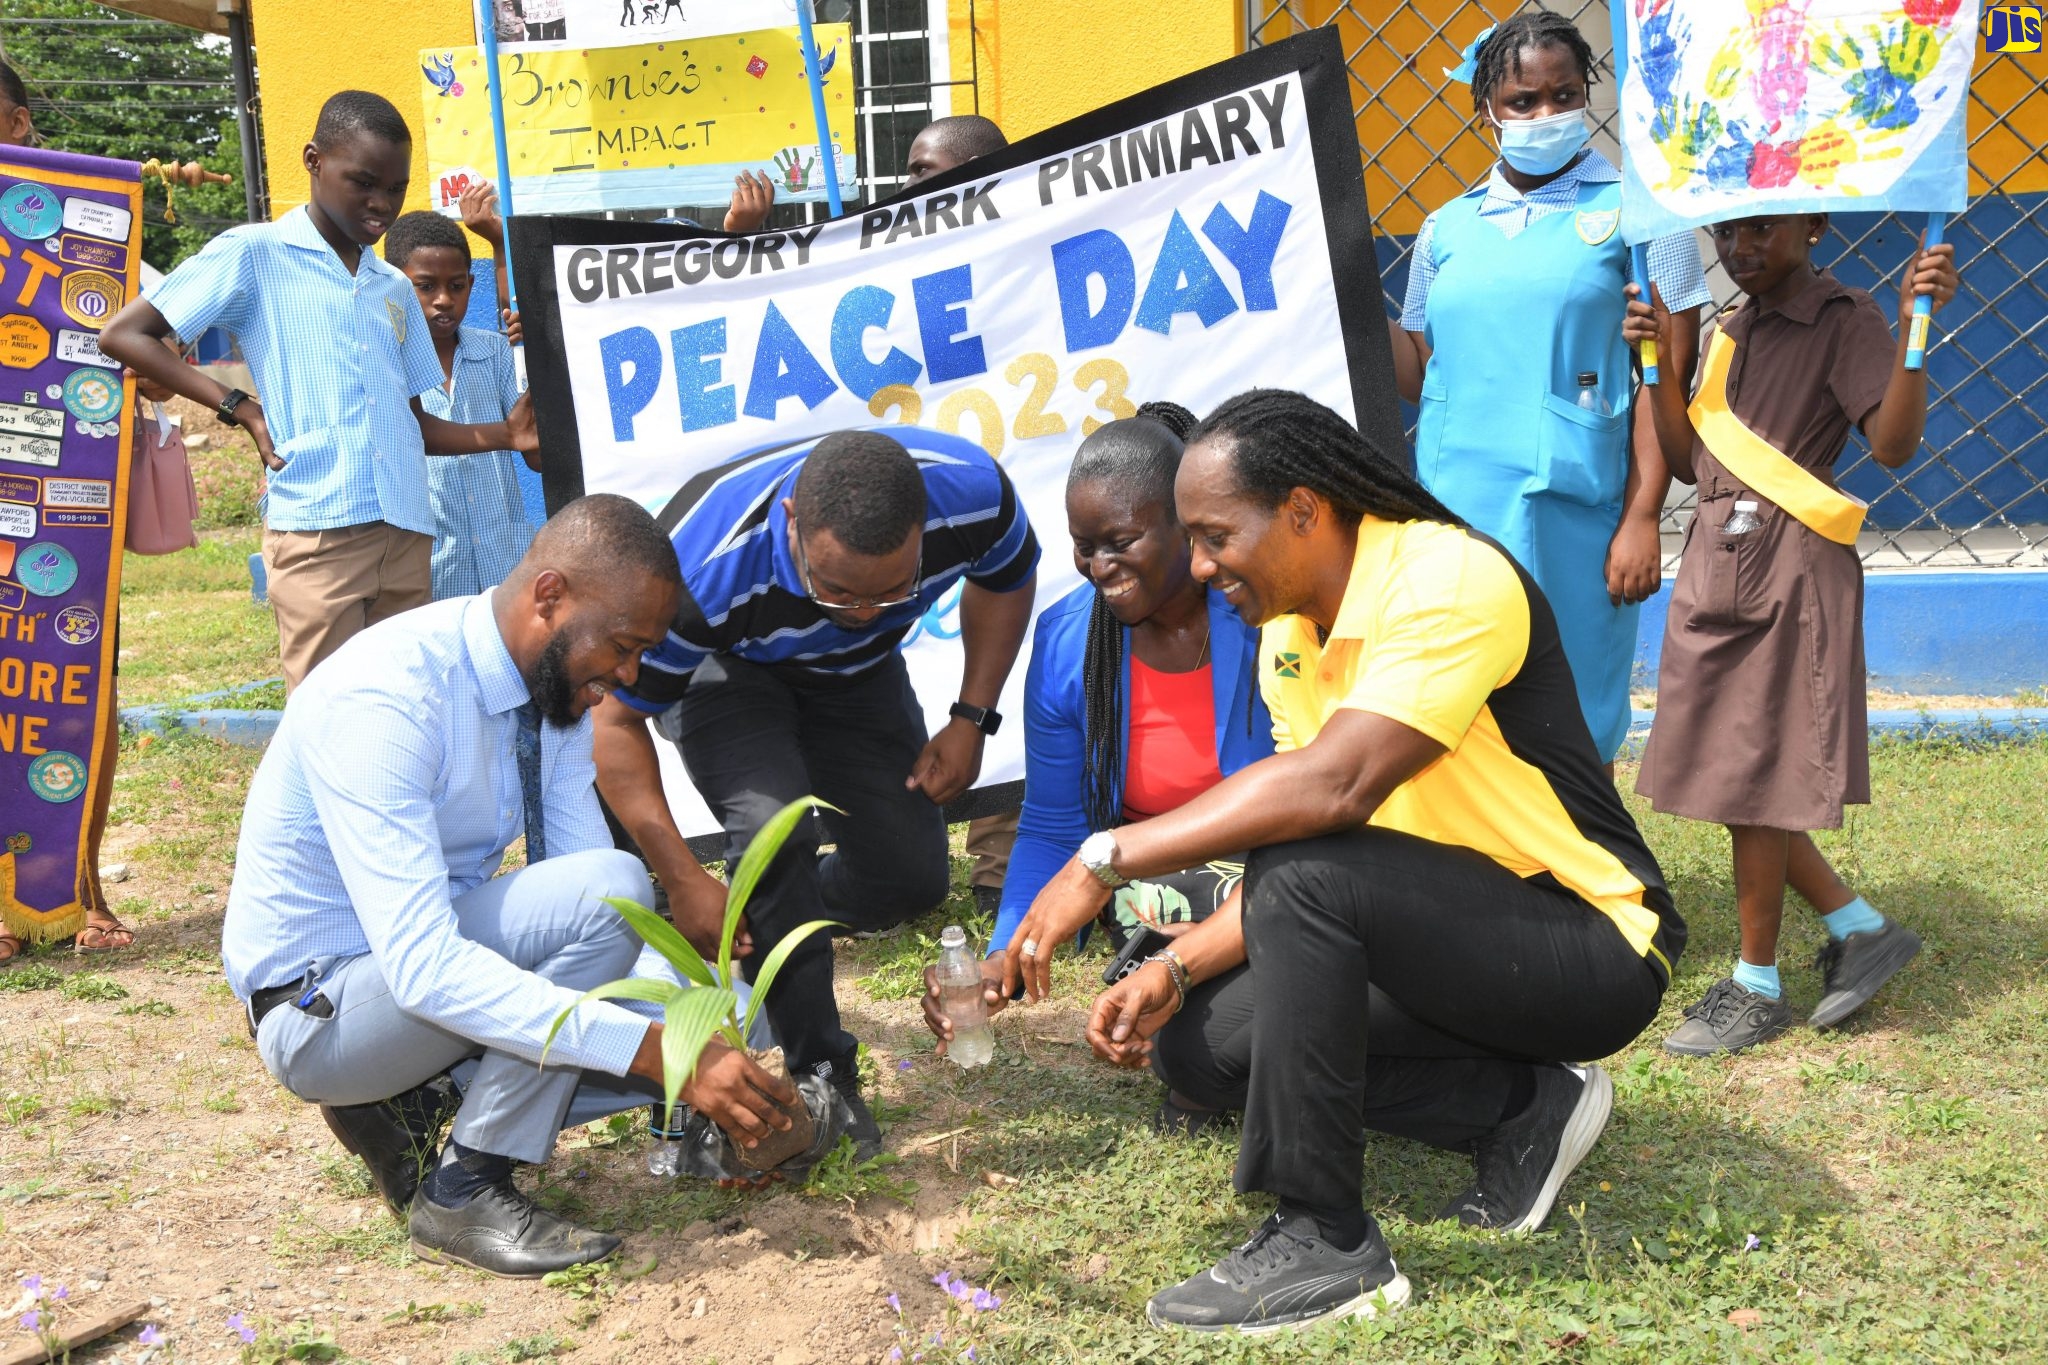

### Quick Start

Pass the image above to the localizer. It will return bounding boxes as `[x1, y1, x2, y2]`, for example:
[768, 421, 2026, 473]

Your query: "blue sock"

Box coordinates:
[1820, 896, 1884, 940]
[421, 1140, 511, 1209]
[1732, 958, 1782, 999]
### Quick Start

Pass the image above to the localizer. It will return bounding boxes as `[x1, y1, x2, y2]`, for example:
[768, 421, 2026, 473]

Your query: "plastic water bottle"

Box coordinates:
[1722, 498, 1763, 536]
[935, 925, 995, 1069]
[1575, 371, 1609, 416]
[647, 1105, 683, 1177]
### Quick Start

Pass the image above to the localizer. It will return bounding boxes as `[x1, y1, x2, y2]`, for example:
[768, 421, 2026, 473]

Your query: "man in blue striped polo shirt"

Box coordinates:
[595, 427, 1038, 1150]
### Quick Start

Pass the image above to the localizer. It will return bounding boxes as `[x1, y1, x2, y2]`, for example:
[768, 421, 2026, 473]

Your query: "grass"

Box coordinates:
[115, 530, 278, 708]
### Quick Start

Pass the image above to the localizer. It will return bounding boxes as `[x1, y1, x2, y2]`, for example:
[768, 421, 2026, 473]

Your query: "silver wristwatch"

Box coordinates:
[1077, 830, 1127, 889]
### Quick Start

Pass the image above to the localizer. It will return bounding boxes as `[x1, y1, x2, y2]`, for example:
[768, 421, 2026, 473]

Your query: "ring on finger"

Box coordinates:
[1020, 938, 1040, 958]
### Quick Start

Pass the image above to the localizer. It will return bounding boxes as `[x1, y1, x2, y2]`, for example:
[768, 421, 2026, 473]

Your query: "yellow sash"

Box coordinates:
[1687, 331, 1866, 545]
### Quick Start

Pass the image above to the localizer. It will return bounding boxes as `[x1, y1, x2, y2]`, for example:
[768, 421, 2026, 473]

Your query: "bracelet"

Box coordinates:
[1144, 949, 1188, 1015]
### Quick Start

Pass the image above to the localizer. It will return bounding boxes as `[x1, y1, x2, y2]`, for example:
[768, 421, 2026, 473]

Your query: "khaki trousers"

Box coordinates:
[966, 811, 1019, 890]
[264, 521, 432, 690]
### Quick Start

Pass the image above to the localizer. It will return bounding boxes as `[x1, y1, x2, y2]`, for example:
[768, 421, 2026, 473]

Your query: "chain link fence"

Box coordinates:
[1249, 0, 2048, 569]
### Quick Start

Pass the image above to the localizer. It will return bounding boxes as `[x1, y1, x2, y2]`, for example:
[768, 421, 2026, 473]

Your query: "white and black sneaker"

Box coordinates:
[1145, 1208, 1410, 1335]
[1437, 1062, 1613, 1234]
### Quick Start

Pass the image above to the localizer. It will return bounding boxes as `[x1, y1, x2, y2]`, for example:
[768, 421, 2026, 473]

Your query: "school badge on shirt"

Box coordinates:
[386, 296, 408, 344]
[1272, 652, 1302, 679]
[1575, 207, 1619, 246]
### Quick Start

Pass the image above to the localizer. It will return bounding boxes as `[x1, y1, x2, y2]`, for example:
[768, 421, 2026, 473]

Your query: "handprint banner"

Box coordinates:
[418, 24, 854, 215]
[514, 30, 1401, 836]
[1612, 0, 1977, 243]
[0, 145, 139, 942]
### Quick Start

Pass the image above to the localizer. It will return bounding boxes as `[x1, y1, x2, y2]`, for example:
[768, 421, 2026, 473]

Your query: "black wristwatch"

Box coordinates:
[216, 388, 250, 424]
[949, 701, 1001, 735]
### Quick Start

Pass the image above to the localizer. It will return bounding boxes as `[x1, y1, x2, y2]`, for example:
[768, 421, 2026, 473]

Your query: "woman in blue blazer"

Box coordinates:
[926, 404, 1272, 1125]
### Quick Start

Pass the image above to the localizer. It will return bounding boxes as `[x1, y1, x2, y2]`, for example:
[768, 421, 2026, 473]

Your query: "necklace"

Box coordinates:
[1197, 620, 1211, 668]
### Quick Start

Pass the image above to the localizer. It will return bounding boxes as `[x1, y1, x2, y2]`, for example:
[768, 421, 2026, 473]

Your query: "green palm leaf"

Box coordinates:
[604, 895, 717, 988]
[741, 918, 841, 1038]
[720, 796, 842, 977]
[542, 975, 684, 1067]
[659, 986, 739, 1129]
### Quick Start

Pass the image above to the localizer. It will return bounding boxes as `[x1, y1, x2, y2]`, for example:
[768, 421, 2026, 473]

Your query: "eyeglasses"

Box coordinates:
[790, 515, 924, 612]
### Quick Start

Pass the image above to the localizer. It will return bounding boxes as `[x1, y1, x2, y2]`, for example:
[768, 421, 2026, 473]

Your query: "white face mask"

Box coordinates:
[1489, 104, 1590, 176]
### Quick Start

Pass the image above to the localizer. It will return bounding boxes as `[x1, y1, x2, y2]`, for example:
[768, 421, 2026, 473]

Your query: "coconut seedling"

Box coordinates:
[545, 795, 838, 1169]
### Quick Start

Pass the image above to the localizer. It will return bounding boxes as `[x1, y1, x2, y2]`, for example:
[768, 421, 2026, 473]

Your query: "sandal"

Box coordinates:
[0, 931, 23, 967]
[73, 911, 136, 953]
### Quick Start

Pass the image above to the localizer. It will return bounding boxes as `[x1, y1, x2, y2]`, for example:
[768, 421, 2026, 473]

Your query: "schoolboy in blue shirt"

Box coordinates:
[101, 91, 538, 689]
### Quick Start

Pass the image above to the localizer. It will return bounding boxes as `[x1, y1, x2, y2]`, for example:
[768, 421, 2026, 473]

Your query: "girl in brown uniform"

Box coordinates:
[1624, 217, 1957, 1055]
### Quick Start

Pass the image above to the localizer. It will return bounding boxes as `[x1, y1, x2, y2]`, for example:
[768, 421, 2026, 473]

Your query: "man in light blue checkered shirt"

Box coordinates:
[101, 91, 540, 691]
[222, 496, 799, 1278]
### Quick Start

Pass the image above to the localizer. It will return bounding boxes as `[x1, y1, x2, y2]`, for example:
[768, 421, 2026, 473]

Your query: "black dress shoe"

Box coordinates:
[409, 1178, 622, 1278]
[318, 1074, 460, 1217]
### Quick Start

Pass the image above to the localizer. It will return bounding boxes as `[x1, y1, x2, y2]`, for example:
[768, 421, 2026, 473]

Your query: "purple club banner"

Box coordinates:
[0, 144, 139, 943]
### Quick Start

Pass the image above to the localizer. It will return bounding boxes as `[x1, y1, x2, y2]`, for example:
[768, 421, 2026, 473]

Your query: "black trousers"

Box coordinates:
[1151, 827, 1668, 1211]
[673, 653, 950, 1071]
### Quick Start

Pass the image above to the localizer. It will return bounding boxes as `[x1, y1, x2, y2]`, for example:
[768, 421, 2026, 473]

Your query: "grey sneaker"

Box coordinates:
[1664, 977, 1794, 1056]
[1145, 1209, 1410, 1335]
[1437, 1063, 1612, 1233]
[1811, 918, 1921, 1029]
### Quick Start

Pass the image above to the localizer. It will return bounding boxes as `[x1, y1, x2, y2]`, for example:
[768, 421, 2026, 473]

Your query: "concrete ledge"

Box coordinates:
[1619, 707, 2048, 757]
[1634, 570, 2048, 695]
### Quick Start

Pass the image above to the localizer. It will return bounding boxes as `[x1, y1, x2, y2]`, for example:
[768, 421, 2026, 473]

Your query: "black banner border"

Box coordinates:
[511, 27, 1404, 516]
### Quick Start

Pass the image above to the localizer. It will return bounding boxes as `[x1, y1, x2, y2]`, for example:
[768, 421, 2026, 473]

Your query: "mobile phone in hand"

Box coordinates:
[1102, 925, 1175, 987]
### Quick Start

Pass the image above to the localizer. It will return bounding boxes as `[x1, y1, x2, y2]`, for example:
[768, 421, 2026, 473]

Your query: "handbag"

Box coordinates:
[125, 399, 200, 555]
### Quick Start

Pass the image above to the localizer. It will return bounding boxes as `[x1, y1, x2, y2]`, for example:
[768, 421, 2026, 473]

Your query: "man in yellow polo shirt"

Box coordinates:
[1004, 389, 1686, 1336]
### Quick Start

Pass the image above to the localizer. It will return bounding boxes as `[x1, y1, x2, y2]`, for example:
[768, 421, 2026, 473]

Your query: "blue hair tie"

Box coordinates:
[1443, 23, 1496, 85]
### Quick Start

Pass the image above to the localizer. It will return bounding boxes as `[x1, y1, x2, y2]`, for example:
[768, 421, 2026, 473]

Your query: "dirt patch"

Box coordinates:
[1, 838, 1016, 1365]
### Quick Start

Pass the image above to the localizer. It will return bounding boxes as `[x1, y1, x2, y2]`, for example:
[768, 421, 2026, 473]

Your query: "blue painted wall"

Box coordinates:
[1633, 570, 2048, 695]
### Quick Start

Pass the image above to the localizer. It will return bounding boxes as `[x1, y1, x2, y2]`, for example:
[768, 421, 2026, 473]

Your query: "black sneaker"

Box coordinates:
[1145, 1209, 1410, 1334]
[1437, 1062, 1612, 1234]
[1811, 918, 1921, 1029]
[818, 1052, 882, 1161]
[1664, 977, 1795, 1056]
[318, 1073, 460, 1217]
[973, 885, 1004, 921]
[409, 1176, 621, 1278]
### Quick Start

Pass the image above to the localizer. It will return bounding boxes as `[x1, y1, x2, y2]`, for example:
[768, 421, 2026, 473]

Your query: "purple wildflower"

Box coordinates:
[897, 1059, 913, 1072]
[931, 1271, 960, 1295]
[886, 1292, 902, 1314]
[49, 1287, 66, 1302]
[970, 1287, 1001, 1312]
[139, 1324, 164, 1346]
[964, 1349, 979, 1363]
[226, 1312, 256, 1345]
[19, 1276, 40, 1296]
[889, 1350, 903, 1363]
[930, 1330, 945, 1345]
[19, 1310, 40, 1332]
[1744, 1233, 1762, 1252]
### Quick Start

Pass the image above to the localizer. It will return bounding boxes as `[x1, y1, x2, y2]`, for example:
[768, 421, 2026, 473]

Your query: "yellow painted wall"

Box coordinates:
[944, 0, 1242, 141]
[252, 0, 473, 223]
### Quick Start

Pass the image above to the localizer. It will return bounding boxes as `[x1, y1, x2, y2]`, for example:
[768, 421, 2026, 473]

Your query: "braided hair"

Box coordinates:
[1468, 8, 1598, 113]
[1188, 389, 1464, 527]
[1071, 404, 1191, 832]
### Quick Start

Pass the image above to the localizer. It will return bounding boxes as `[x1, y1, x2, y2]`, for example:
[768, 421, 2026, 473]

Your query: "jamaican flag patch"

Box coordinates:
[1272, 651, 1302, 679]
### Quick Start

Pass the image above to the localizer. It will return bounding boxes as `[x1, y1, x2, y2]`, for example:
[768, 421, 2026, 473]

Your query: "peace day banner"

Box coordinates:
[1612, 0, 1977, 243]
[0, 145, 138, 941]
[418, 23, 856, 216]
[515, 30, 1402, 837]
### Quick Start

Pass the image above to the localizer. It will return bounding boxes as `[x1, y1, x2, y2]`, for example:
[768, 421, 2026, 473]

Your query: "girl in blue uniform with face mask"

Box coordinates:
[1387, 11, 1714, 764]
